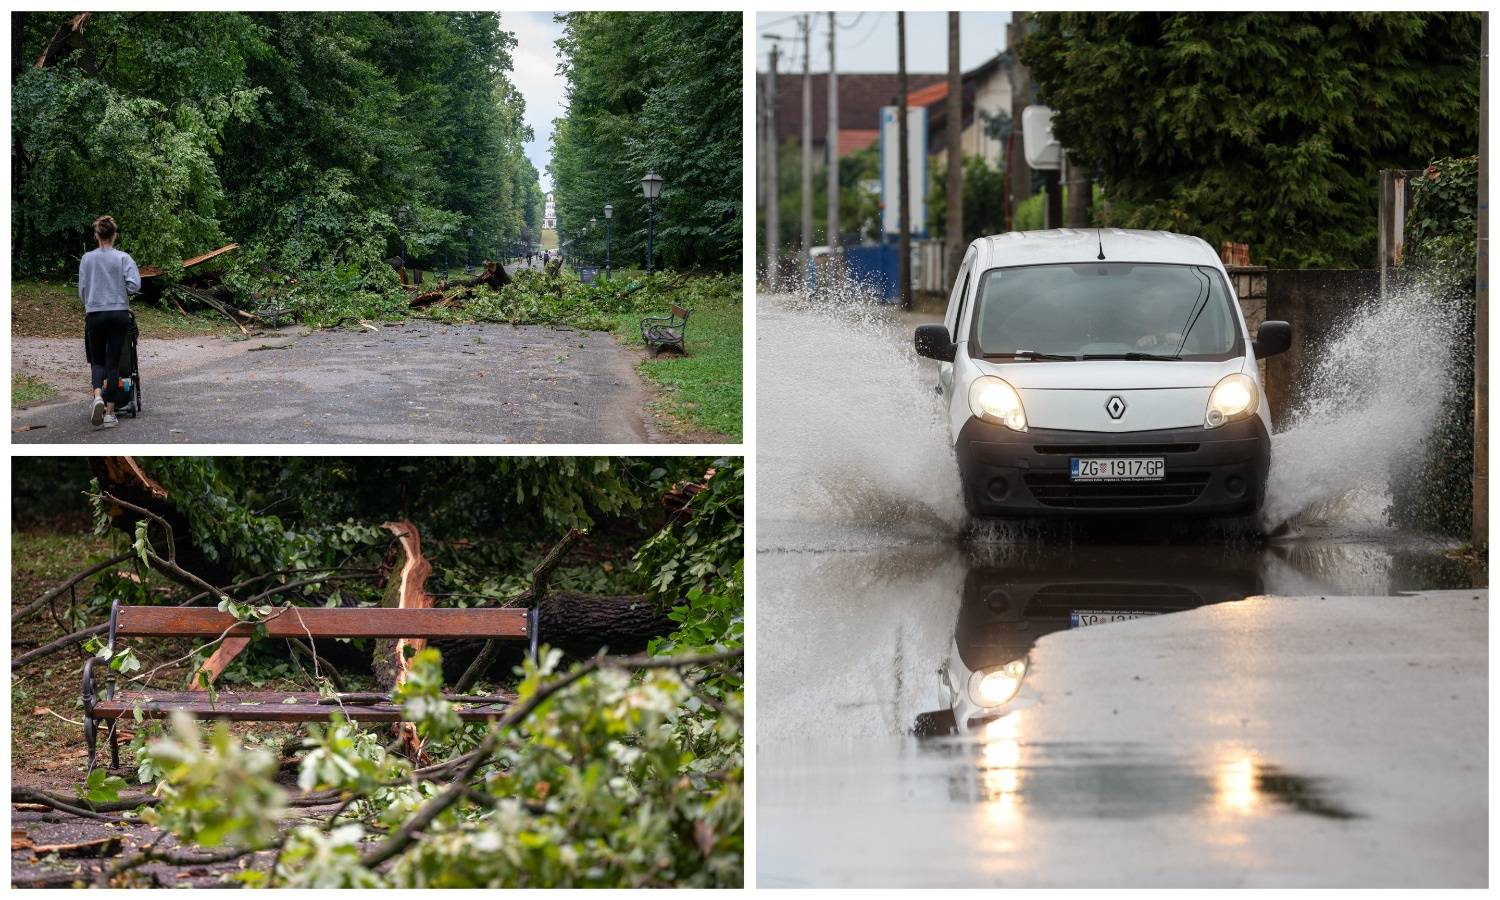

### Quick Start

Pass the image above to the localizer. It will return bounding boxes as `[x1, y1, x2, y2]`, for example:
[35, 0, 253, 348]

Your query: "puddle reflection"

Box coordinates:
[913, 539, 1472, 736]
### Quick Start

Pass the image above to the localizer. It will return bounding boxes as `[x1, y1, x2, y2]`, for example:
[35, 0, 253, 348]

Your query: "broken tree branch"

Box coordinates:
[11, 623, 107, 669]
[13, 787, 157, 814]
[11, 789, 130, 823]
[453, 528, 581, 693]
[12, 550, 133, 626]
[360, 646, 741, 869]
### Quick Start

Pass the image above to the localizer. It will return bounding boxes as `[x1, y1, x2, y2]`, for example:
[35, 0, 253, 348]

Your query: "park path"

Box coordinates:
[12, 320, 658, 444]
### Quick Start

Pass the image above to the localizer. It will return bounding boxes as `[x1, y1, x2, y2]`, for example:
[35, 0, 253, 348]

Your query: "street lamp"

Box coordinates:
[603, 203, 613, 281]
[590, 217, 597, 267]
[640, 169, 664, 274]
[395, 204, 411, 266]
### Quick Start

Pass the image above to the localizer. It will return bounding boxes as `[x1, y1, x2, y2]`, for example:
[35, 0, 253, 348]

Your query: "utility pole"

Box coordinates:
[826, 12, 839, 255]
[1475, 11, 1489, 551]
[1064, 154, 1093, 228]
[945, 11, 963, 286]
[1006, 13, 1032, 232]
[765, 42, 781, 291]
[897, 12, 911, 309]
[801, 14, 814, 279]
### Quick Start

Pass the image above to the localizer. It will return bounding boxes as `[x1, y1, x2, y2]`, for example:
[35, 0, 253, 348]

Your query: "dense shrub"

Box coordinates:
[1388, 156, 1479, 538]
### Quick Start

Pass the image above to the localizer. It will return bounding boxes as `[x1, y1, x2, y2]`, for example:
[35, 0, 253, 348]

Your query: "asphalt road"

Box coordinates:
[755, 531, 1486, 888]
[12, 320, 651, 444]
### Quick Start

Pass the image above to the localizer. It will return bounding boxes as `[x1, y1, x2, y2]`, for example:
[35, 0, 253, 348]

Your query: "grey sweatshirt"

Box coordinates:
[78, 247, 142, 313]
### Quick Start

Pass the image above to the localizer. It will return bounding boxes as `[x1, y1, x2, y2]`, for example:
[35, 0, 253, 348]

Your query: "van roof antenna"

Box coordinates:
[1096, 228, 1106, 261]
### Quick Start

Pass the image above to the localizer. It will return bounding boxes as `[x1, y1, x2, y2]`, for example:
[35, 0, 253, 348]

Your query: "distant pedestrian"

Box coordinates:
[79, 215, 140, 429]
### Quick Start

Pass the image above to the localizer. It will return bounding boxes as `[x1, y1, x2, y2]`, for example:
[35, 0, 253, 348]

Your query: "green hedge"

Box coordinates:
[1388, 156, 1477, 539]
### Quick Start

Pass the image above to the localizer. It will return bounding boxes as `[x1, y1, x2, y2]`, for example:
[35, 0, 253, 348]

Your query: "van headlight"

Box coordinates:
[1205, 373, 1259, 429]
[969, 377, 1028, 432]
[968, 659, 1028, 707]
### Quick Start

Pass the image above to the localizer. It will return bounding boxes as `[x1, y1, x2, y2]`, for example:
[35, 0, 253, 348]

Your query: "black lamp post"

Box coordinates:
[590, 217, 598, 267]
[603, 203, 613, 281]
[640, 169, 664, 274]
[395, 204, 410, 266]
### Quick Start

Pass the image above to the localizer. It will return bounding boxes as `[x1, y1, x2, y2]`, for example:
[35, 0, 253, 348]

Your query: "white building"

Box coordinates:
[543, 192, 557, 230]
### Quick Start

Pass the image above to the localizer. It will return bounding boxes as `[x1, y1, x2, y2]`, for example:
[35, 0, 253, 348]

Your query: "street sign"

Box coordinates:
[1022, 105, 1062, 170]
[879, 105, 928, 238]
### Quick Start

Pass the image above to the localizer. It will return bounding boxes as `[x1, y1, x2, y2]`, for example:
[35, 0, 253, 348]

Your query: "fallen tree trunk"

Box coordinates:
[407, 289, 446, 308]
[454, 261, 510, 291]
[436, 592, 678, 683]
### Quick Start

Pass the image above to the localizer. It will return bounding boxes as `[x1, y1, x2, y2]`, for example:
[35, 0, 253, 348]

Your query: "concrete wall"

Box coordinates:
[1228, 266, 1380, 416]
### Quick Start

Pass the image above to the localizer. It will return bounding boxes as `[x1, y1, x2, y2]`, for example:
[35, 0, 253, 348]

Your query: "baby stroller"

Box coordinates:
[83, 310, 141, 418]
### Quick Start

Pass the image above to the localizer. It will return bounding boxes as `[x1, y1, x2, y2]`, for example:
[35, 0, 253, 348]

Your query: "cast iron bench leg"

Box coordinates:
[82, 656, 99, 774]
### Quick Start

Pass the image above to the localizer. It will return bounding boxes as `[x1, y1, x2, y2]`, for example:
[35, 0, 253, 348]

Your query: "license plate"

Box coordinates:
[1070, 609, 1160, 628]
[1070, 457, 1164, 481]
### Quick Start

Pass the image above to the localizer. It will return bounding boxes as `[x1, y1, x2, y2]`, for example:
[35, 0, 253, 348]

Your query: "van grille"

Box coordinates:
[1023, 472, 1211, 509]
[1033, 443, 1200, 455]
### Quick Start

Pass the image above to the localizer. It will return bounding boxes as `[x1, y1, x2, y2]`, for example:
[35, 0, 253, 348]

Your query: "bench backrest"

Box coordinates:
[114, 606, 529, 640]
[671, 304, 691, 322]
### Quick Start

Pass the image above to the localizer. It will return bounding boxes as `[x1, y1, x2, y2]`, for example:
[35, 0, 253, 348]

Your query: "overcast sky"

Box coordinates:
[756, 11, 1012, 74]
[505, 11, 565, 193]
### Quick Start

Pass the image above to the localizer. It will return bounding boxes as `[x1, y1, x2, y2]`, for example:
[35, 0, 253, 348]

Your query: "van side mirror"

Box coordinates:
[1253, 320, 1291, 359]
[914, 324, 956, 362]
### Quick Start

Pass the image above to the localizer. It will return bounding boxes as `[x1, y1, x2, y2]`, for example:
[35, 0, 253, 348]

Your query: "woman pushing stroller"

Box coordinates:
[78, 215, 140, 428]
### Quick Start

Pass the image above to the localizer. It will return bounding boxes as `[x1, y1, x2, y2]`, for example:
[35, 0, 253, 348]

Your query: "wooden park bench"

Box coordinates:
[82, 600, 538, 773]
[639, 305, 691, 356]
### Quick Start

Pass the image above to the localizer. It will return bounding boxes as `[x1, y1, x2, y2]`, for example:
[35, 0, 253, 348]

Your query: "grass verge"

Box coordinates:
[12, 373, 57, 407]
[13, 277, 235, 339]
[615, 298, 741, 440]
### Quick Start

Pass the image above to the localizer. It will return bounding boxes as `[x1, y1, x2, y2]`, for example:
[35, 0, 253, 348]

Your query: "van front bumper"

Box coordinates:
[956, 416, 1270, 517]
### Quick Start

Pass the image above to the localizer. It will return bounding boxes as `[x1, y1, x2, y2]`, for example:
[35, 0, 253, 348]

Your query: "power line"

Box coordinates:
[843, 12, 887, 52]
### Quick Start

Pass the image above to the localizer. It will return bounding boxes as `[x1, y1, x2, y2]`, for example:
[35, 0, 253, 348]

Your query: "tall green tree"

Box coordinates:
[11, 11, 543, 276]
[549, 12, 741, 271]
[1019, 12, 1481, 267]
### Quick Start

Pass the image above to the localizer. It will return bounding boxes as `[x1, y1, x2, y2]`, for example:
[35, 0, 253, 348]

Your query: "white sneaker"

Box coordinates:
[101, 414, 118, 429]
[90, 397, 105, 427]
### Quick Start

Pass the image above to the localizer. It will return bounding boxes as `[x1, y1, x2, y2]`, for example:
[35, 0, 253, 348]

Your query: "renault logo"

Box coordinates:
[1105, 396, 1127, 419]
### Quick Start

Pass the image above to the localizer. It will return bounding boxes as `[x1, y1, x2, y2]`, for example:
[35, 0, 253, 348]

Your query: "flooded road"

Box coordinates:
[755, 294, 1487, 887]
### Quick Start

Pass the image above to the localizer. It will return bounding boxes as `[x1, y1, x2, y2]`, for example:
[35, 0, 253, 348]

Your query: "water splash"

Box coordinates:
[1261, 281, 1467, 532]
[756, 284, 967, 543]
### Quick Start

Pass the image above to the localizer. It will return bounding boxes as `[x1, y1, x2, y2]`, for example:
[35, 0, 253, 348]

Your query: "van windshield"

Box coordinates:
[969, 263, 1241, 360]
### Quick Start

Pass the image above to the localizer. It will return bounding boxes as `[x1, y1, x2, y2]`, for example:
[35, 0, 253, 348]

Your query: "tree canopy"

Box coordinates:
[12, 12, 544, 276]
[12, 456, 744, 886]
[1019, 12, 1481, 268]
[548, 12, 742, 272]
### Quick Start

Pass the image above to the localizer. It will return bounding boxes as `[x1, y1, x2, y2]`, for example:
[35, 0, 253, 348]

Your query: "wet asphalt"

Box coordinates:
[755, 528, 1487, 888]
[755, 293, 1488, 887]
[12, 320, 650, 444]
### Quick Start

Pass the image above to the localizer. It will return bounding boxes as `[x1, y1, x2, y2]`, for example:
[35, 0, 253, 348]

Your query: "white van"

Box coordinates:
[915, 229, 1291, 518]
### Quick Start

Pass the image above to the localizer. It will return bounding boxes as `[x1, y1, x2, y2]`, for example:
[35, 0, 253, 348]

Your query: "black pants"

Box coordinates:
[85, 309, 131, 404]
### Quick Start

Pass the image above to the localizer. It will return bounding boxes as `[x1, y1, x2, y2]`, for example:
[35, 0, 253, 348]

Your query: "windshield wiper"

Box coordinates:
[1081, 352, 1183, 361]
[984, 350, 1079, 361]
